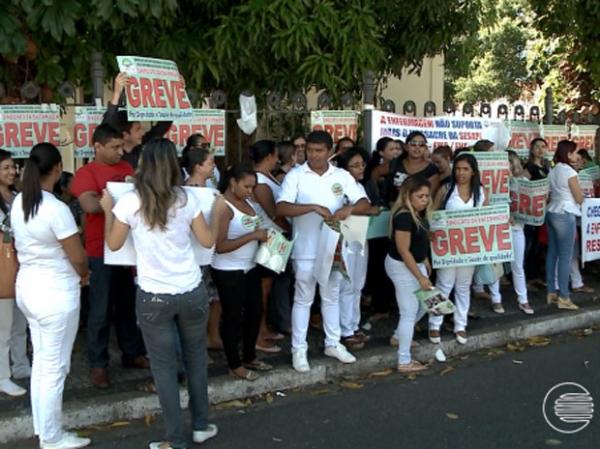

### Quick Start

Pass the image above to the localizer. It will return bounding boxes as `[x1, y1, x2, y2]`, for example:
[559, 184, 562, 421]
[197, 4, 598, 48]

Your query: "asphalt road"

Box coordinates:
[11, 330, 600, 449]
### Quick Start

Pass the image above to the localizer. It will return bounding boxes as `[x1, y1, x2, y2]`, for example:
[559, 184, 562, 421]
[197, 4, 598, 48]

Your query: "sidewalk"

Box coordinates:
[1, 279, 600, 443]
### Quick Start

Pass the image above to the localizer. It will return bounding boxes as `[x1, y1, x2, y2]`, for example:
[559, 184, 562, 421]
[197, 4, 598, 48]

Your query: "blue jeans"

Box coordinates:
[87, 257, 144, 368]
[137, 283, 210, 449]
[545, 212, 576, 299]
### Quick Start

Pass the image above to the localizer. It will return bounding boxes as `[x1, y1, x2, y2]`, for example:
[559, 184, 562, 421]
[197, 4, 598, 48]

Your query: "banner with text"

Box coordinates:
[509, 177, 549, 225]
[506, 120, 541, 159]
[310, 110, 359, 143]
[0, 104, 61, 158]
[571, 124, 598, 157]
[581, 198, 600, 263]
[370, 110, 510, 151]
[117, 56, 192, 121]
[429, 204, 513, 269]
[473, 151, 510, 204]
[167, 109, 227, 156]
[540, 124, 568, 159]
[73, 106, 104, 158]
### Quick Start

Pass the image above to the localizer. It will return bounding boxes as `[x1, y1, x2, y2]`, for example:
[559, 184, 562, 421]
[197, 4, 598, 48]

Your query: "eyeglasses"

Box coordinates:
[348, 162, 366, 169]
[192, 143, 210, 150]
[408, 141, 427, 147]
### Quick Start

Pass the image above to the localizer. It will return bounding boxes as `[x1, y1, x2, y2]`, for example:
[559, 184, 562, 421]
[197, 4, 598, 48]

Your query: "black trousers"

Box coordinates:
[212, 267, 262, 369]
[365, 238, 395, 313]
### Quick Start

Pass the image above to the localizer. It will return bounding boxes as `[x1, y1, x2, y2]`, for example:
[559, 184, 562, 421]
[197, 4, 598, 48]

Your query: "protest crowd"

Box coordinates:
[1, 71, 598, 449]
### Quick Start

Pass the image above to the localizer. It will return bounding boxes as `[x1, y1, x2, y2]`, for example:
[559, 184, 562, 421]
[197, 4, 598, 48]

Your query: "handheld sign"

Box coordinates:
[473, 152, 510, 205]
[509, 177, 549, 226]
[429, 204, 513, 269]
[117, 56, 192, 121]
[74, 106, 104, 158]
[310, 110, 359, 143]
[167, 109, 226, 156]
[0, 104, 61, 158]
[581, 198, 600, 264]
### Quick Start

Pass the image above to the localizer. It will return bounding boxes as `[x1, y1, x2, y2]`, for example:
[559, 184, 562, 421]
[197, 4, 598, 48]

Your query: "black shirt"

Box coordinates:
[383, 159, 439, 203]
[388, 211, 429, 263]
[524, 161, 549, 181]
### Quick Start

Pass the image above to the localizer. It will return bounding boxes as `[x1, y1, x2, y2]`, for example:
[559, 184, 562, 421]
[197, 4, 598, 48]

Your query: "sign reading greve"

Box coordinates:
[429, 204, 513, 269]
[73, 106, 104, 158]
[370, 110, 510, 151]
[571, 124, 598, 157]
[509, 177, 549, 226]
[473, 152, 510, 204]
[117, 56, 192, 121]
[578, 165, 600, 198]
[310, 110, 359, 143]
[167, 109, 226, 156]
[506, 120, 541, 159]
[0, 104, 61, 158]
[581, 198, 600, 263]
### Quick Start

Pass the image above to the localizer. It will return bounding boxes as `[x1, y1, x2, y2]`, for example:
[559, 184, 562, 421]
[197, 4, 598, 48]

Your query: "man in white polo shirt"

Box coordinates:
[277, 130, 370, 372]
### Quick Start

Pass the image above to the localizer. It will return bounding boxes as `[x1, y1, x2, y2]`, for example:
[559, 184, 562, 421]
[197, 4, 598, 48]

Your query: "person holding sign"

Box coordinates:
[12, 144, 90, 449]
[211, 164, 271, 381]
[384, 175, 432, 373]
[103, 73, 173, 170]
[72, 124, 147, 389]
[277, 131, 370, 372]
[101, 139, 224, 449]
[430, 153, 486, 344]
[546, 140, 584, 311]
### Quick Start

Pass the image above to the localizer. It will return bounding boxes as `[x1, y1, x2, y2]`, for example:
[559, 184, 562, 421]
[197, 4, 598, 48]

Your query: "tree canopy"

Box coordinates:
[0, 0, 480, 103]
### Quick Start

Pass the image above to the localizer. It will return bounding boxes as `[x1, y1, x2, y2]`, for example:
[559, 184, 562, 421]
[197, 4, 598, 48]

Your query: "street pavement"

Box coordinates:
[10, 329, 600, 449]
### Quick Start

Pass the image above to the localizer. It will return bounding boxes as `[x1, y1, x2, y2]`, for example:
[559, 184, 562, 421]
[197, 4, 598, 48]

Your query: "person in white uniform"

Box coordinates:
[11, 143, 90, 449]
[429, 153, 486, 345]
[276, 131, 371, 372]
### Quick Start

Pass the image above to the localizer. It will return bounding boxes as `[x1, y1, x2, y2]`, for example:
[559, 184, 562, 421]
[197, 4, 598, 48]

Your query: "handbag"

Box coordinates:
[474, 263, 504, 285]
[0, 215, 18, 298]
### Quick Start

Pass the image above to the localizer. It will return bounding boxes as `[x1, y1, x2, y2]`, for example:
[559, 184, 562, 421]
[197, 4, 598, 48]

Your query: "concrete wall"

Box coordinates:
[380, 54, 444, 115]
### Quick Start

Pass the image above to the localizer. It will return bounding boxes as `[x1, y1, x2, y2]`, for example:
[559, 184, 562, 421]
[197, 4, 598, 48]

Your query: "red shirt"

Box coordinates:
[72, 161, 134, 257]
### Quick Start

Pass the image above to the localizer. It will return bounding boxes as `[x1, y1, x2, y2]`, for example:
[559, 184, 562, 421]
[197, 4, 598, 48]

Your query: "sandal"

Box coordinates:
[572, 285, 594, 293]
[397, 360, 427, 373]
[243, 360, 273, 372]
[230, 368, 259, 381]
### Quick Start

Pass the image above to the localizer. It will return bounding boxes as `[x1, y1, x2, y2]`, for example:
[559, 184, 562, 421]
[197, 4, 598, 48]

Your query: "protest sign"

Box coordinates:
[506, 120, 541, 159]
[415, 287, 455, 315]
[578, 165, 600, 198]
[117, 56, 192, 121]
[540, 124, 568, 159]
[310, 110, 359, 143]
[255, 229, 294, 273]
[581, 198, 600, 263]
[369, 111, 510, 151]
[73, 106, 104, 158]
[429, 204, 513, 269]
[166, 109, 226, 156]
[366, 209, 391, 239]
[509, 177, 549, 225]
[313, 222, 340, 286]
[0, 104, 61, 158]
[340, 215, 370, 249]
[473, 152, 510, 204]
[571, 124, 598, 157]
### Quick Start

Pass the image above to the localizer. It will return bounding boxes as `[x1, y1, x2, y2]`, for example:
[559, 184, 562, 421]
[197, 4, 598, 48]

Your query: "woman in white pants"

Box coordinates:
[429, 153, 486, 345]
[494, 151, 535, 315]
[337, 148, 380, 350]
[0, 149, 27, 397]
[11, 143, 90, 449]
[384, 175, 433, 373]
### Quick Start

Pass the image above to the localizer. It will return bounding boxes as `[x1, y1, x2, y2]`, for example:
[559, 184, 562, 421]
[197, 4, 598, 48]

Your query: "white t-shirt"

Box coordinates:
[547, 163, 581, 216]
[113, 189, 202, 294]
[11, 191, 79, 288]
[444, 185, 486, 210]
[277, 162, 367, 260]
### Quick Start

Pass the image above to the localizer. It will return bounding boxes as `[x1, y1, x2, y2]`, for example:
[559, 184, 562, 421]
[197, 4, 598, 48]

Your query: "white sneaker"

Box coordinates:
[41, 434, 91, 449]
[324, 343, 356, 364]
[455, 331, 468, 345]
[292, 349, 310, 372]
[193, 423, 218, 443]
[0, 379, 27, 397]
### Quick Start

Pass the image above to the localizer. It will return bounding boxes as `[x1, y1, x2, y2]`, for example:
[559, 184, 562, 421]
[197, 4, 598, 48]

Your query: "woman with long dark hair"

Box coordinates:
[11, 143, 89, 449]
[211, 163, 271, 381]
[545, 140, 584, 311]
[102, 138, 224, 449]
[0, 149, 28, 397]
[429, 153, 486, 345]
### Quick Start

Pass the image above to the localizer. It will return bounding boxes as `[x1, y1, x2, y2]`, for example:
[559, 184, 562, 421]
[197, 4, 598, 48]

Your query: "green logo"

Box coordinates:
[241, 215, 257, 230]
[331, 182, 344, 197]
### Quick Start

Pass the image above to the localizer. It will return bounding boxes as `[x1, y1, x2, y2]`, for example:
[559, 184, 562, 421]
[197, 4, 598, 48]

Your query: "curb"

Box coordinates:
[2, 305, 600, 443]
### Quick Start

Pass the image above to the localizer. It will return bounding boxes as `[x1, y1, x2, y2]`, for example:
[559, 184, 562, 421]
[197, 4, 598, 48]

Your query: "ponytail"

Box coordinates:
[22, 143, 62, 222]
[218, 163, 256, 194]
